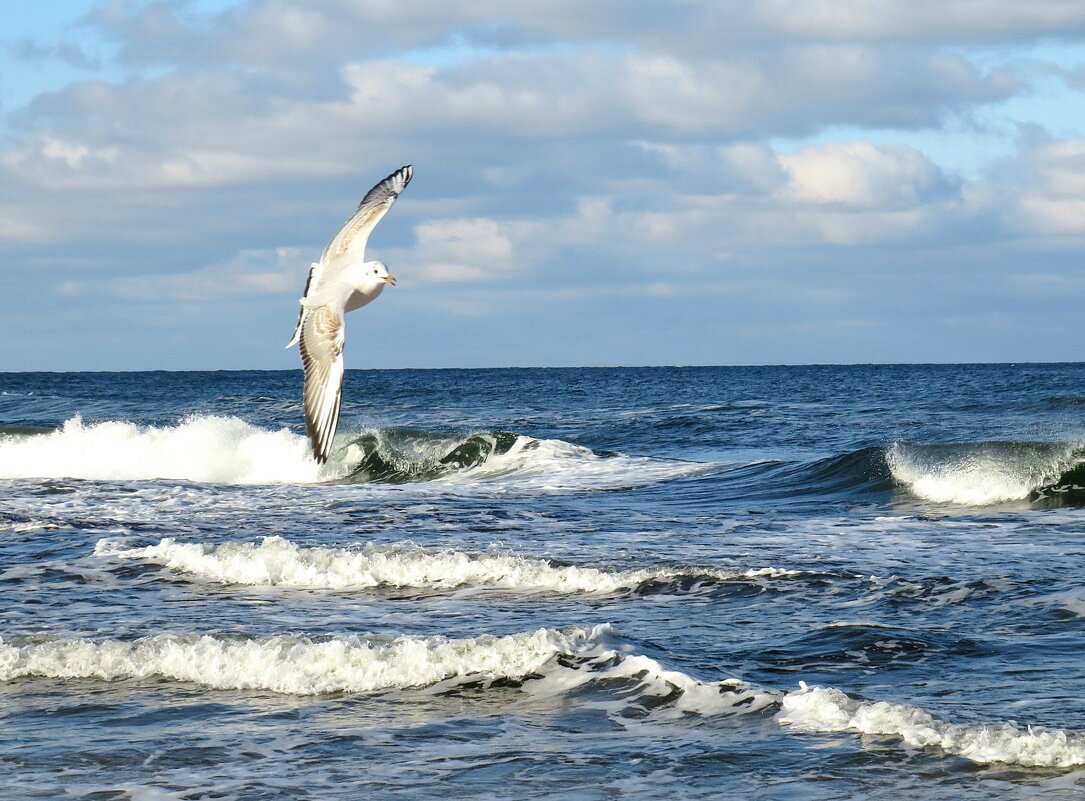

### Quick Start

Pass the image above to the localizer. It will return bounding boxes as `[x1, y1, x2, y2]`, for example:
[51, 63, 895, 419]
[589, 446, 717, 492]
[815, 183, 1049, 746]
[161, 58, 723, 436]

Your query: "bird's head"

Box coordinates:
[365, 260, 397, 287]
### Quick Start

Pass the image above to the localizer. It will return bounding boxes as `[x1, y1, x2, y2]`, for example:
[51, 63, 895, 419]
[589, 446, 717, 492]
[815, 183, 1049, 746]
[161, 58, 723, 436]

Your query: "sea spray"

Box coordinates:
[0, 415, 321, 484]
[886, 441, 1083, 504]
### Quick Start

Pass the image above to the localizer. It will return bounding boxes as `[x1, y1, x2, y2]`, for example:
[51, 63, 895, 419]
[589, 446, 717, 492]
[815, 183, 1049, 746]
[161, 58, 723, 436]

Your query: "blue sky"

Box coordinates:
[4, 1, 1085, 370]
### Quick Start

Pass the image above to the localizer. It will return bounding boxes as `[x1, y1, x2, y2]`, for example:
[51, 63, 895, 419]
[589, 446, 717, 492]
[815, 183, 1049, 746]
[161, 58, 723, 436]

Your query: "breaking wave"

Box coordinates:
[887, 441, 1085, 506]
[5, 623, 1084, 768]
[0, 625, 774, 720]
[780, 682, 1085, 769]
[0, 627, 597, 696]
[6, 416, 1085, 507]
[94, 535, 803, 594]
[0, 415, 702, 490]
[735, 439, 1085, 507]
[723, 439, 1085, 508]
[0, 415, 320, 484]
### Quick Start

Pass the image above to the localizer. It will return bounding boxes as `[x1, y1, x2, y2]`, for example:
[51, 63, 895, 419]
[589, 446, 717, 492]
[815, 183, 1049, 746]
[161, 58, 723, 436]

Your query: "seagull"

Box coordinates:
[286, 165, 413, 463]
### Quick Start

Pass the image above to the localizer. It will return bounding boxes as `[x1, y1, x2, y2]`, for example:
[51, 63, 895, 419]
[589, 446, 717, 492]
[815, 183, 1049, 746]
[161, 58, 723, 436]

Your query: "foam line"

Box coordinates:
[0, 625, 775, 720]
[780, 682, 1085, 768]
[0, 627, 602, 695]
[94, 536, 803, 593]
[4, 626, 1081, 768]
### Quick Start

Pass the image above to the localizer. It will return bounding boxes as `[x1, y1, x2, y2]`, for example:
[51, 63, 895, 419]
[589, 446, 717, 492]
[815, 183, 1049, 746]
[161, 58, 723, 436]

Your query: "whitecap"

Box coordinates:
[0, 415, 705, 491]
[780, 682, 1085, 768]
[0, 627, 601, 695]
[94, 536, 804, 594]
[430, 435, 710, 493]
[886, 441, 1081, 505]
[0, 625, 777, 721]
[0, 415, 321, 484]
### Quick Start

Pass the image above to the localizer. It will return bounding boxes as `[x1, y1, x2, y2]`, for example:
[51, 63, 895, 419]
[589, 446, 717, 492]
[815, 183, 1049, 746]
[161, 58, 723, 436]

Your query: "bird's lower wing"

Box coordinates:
[299, 305, 345, 463]
[286, 262, 323, 348]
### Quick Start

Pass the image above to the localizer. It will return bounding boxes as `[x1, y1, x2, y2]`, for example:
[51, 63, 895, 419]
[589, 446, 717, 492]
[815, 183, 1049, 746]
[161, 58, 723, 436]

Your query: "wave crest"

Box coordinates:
[4, 624, 1082, 768]
[781, 682, 1085, 768]
[887, 441, 1083, 505]
[0, 627, 598, 695]
[0, 416, 701, 491]
[341, 428, 521, 482]
[0, 415, 320, 484]
[95, 536, 803, 594]
[0, 625, 775, 720]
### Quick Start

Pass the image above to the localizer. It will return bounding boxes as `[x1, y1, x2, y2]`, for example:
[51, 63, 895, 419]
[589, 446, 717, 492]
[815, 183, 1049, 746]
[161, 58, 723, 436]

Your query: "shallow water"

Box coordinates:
[2, 364, 1085, 799]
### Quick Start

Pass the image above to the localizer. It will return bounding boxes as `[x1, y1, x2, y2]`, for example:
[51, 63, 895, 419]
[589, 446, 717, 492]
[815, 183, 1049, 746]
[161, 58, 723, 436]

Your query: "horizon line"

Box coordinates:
[2, 360, 1082, 375]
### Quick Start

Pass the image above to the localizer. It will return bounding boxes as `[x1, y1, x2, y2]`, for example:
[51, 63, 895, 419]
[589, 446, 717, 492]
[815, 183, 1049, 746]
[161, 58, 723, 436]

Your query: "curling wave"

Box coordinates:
[887, 440, 1085, 506]
[340, 428, 521, 483]
[94, 536, 803, 594]
[340, 427, 709, 490]
[722, 446, 892, 502]
[10, 416, 1085, 507]
[727, 440, 1085, 507]
[0, 415, 701, 490]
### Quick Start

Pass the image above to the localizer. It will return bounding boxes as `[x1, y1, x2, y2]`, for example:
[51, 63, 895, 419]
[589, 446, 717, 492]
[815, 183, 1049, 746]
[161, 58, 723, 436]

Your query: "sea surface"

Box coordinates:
[2, 364, 1085, 799]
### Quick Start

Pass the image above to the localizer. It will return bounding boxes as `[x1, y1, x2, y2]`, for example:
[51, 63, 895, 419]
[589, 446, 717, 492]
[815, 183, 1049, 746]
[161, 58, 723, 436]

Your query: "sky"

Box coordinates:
[3, 1, 1085, 370]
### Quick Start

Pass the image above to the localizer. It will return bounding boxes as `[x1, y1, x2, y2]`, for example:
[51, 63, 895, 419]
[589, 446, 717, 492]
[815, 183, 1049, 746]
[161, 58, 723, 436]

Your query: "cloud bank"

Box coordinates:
[3, 0, 1085, 368]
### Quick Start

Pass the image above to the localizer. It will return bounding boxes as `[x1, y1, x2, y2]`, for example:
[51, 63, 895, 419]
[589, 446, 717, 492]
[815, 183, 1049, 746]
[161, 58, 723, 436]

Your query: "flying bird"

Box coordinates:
[286, 165, 413, 463]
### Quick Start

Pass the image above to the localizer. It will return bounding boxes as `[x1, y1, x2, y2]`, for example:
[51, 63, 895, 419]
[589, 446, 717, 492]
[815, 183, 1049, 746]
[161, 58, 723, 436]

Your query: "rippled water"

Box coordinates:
[2, 365, 1085, 799]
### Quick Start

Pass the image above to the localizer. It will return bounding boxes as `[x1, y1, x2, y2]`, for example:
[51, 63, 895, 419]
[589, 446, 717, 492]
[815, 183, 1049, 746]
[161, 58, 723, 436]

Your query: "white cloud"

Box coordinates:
[4, 0, 1085, 368]
[405, 217, 526, 283]
[779, 142, 948, 208]
[116, 248, 305, 303]
[765, 0, 1085, 42]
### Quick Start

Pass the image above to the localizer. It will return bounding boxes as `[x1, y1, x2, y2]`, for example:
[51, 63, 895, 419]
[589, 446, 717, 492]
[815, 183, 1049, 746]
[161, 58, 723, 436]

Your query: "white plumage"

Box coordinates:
[287, 165, 412, 463]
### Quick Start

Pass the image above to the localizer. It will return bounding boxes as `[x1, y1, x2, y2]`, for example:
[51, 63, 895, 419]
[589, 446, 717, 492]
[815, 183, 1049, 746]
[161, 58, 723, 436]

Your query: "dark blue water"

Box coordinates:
[2, 364, 1085, 799]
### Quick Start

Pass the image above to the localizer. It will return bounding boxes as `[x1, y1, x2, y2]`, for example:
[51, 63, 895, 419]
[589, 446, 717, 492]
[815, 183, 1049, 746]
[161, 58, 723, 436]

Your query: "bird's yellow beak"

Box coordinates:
[384, 274, 397, 286]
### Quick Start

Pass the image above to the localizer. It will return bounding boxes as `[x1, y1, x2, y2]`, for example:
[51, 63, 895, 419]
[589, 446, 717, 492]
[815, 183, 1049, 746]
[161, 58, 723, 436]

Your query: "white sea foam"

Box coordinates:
[0, 520, 61, 533]
[780, 683, 1085, 768]
[886, 441, 1080, 505]
[0, 627, 602, 695]
[0, 625, 777, 721]
[524, 650, 778, 720]
[428, 435, 708, 492]
[95, 536, 802, 593]
[0, 415, 321, 484]
[5, 621, 1078, 768]
[0, 415, 702, 491]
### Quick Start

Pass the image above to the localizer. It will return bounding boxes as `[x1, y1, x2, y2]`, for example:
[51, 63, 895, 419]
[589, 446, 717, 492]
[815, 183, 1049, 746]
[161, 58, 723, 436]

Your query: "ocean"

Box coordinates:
[2, 364, 1085, 799]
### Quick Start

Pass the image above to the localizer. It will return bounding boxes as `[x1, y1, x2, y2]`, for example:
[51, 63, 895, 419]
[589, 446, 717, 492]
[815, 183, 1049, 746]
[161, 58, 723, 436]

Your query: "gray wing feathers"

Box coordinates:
[299, 305, 346, 463]
[319, 165, 413, 264]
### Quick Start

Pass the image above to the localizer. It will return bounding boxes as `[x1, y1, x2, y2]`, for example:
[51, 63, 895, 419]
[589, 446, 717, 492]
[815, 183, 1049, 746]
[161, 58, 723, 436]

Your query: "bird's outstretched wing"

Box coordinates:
[320, 165, 413, 265]
[285, 261, 322, 348]
[299, 304, 345, 463]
